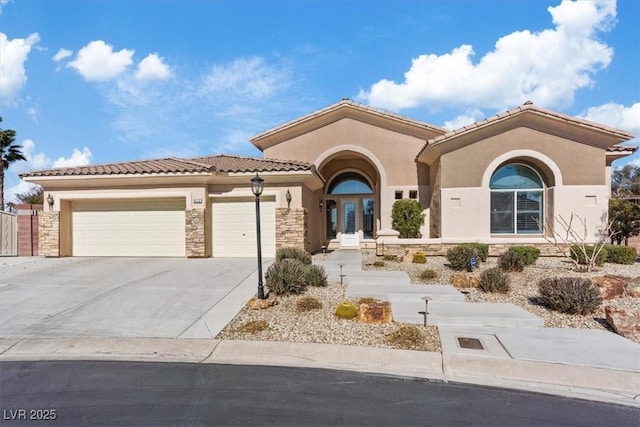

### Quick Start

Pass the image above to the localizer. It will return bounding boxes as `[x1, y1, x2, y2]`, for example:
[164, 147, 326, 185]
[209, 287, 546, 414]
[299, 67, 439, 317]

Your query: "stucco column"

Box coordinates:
[276, 207, 308, 251]
[185, 208, 206, 257]
[39, 211, 60, 257]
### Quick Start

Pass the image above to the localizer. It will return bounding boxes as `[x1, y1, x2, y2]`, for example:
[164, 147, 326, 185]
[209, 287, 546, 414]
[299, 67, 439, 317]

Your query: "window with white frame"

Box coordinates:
[490, 164, 543, 234]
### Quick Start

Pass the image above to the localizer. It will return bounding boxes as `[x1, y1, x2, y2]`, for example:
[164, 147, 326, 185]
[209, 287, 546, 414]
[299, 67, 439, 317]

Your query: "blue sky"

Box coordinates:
[1, 0, 639, 202]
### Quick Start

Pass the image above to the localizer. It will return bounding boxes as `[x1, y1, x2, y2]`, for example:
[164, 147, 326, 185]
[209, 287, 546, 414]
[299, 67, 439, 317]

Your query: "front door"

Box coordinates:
[340, 200, 360, 247]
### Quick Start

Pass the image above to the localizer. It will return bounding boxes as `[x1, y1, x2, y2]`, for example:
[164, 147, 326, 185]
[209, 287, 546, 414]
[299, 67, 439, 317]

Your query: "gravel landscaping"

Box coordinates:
[217, 250, 640, 349]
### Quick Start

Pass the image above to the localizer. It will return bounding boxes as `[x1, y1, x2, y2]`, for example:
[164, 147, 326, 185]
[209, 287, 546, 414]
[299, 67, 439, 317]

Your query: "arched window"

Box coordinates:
[328, 172, 373, 195]
[490, 164, 543, 234]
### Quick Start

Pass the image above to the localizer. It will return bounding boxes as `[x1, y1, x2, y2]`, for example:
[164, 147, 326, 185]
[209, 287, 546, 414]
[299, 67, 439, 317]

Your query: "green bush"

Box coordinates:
[419, 269, 438, 280]
[276, 247, 312, 265]
[508, 246, 540, 265]
[538, 277, 602, 315]
[335, 302, 357, 319]
[461, 243, 489, 262]
[498, 250, 524, 272]
[265, 259, 308, 295]
[446, 245, 479, 271]
[603, 244, 637, 264]
[304, 264, 328, 287]
[569, 245, 608, 267]
[391, 199, 425, 238]
[412, 252, 427, 264]
[478, 267, 510, 293]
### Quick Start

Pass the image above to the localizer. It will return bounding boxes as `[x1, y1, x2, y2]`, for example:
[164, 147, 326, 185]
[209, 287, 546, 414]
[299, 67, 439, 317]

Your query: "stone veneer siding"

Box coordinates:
[39, 211, 60, 257]
[276, 207, 308, 251]
[185, 208, 206, 258]
[377, 242, 567, 260]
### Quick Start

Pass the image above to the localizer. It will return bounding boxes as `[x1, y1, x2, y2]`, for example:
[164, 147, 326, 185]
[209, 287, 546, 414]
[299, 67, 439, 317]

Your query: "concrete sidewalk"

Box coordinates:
[1, 336, 638, 407]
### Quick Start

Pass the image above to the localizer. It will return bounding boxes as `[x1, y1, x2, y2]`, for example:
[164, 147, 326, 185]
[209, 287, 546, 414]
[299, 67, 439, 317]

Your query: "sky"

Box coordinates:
[1, 0, 639, 203]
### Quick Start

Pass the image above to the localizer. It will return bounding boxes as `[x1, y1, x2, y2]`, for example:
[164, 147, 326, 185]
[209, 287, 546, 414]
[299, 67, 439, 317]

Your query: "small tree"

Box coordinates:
[611, 164, 640, 197]
[391, 199, 425, 238]
[15, 185, 44, 205]
[0, 117, 26, 210]
[609, 198, 640, 245]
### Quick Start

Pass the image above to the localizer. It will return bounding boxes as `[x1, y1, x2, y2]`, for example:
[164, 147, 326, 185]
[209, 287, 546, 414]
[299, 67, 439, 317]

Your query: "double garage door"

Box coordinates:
[71, 197, 275, 257]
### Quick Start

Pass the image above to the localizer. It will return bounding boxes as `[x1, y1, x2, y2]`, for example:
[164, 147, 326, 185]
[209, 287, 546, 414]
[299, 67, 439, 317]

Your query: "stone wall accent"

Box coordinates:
[429, 162, 441, 238]
[377, 242, 567, 260]
[276, 207, 308, 251]
[39, 211, 60, 257]
[185, 208, 206, 258]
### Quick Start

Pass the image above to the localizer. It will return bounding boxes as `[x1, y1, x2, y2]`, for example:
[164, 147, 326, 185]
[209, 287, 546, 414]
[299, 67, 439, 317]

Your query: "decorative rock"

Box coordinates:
[605, 306, 640, 341]
[592, 276, 627, 299]
[626, 277, 640, 298]
[450, 273, 480, 289]
[357, 300, 392, 324]
[246, 295, 279, 310]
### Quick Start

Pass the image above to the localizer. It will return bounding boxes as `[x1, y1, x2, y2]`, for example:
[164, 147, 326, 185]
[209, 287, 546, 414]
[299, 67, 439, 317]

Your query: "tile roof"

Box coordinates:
[19, 154, 315, 178]
[606, 144, 638, 153]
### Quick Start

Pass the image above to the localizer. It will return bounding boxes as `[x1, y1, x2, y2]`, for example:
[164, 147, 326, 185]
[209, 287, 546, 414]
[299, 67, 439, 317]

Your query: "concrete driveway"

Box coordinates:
[0, 257, 261, 339]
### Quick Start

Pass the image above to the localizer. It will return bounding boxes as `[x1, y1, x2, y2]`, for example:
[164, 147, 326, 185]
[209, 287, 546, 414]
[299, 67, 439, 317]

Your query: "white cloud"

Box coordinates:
[52, 48, 73, 62]
[52, 147, 92, 168]
[442, 108, 485, 130]
[0, 0, 11, 14]
[5, 180, 37, 205]
[359, 0, 616, 112]
[579, 102, 640, 133]
[20, 139, 50, 170]
[135, 53, 172, 81]
[67, 40, 134, 81]
[204, 57, 288, 99]
[0, 32, 40, 104]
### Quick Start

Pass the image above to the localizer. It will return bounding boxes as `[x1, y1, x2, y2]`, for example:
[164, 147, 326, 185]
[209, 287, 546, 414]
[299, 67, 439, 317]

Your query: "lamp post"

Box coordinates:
[251, 173, 266, 299]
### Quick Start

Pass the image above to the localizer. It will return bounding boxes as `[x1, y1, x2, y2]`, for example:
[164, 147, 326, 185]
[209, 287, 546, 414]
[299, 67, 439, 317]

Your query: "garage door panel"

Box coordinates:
[72, 199, 186, 257]
[212, 198, 275, 258]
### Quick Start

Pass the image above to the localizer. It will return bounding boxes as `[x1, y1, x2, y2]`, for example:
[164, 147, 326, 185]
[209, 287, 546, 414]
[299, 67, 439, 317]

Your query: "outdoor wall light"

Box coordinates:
[319, 200, 324, 210]
[46, 193, 54, 209]
[285, 189, 292, 208]
[251, 173, 266, 299]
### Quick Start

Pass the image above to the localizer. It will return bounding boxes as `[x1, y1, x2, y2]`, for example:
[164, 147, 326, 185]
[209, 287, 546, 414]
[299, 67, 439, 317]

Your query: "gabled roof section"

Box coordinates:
[416, 102, 636, 163]
[19, 154, 315, 178]
[251, 98, 447, 151]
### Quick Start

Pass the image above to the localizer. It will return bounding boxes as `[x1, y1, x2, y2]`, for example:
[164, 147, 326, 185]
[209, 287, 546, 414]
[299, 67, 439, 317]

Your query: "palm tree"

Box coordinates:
[0, 117, 26, 211]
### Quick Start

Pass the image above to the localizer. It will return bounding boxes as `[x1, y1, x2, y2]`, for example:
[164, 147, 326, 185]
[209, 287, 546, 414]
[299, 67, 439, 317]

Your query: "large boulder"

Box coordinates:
[605, 306, 640, 341]
[626, 277, 640, 298]
[592, 276, 627, 300]
[357, 300, 392, 324]
[450, 273, 480, 289]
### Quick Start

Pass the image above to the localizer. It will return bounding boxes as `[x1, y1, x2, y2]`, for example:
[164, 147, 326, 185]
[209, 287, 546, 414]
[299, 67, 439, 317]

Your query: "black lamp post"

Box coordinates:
[251, 173, 266, 299]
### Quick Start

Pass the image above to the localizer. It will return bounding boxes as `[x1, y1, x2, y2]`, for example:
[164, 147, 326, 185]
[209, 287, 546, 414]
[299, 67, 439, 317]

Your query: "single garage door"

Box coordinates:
[212, 197, 275, 257]
[72, 199, 186, 256]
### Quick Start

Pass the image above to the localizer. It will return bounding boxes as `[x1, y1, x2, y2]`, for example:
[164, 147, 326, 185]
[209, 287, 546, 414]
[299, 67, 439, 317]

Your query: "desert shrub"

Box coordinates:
[498, 251, 524, 272]
[335, 302, 357, 319]
[508, 246, 540, 265]
[446, 245, 479, 271]
[304, 264, 328, 287]
[412, 252, 427, 264]
[604, 244, 637, 265]
[461, 243, 489, 262]
[385, 325, 425, 350]
[478, 267, 510, 293]
[276, 247, 312, 265]
[391, 199, 425, 238]
[265, 259, 308, 295]
[419, 269, 438, 280]
[383, 254, 397, 261]
[358, 297, 376, 304]
[373, 260, 385, 267]
[569, 245, 608, 267]
[296, 296, 323, 313]
[537, 277, 602, 315]
[240, 319, 268, 333]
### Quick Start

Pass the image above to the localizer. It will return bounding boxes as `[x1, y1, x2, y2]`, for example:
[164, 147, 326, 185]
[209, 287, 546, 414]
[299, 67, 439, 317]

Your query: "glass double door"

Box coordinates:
[325, 198, 375, 241]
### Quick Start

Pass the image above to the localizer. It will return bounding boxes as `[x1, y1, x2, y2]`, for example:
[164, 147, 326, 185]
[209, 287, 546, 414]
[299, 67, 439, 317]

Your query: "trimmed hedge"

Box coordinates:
[569, 245, 608, 267]
[508, 246, 540, 265]
[498, 250, 524, 272]
[603, 244, 637, 264]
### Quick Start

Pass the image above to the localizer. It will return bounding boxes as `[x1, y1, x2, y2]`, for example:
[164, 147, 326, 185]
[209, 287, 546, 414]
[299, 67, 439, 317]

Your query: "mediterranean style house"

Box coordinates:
[20, 99, 637, 258]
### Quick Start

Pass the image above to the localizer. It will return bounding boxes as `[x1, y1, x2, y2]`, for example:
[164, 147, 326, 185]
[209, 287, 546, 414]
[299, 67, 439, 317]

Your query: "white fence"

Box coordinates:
[0, 211, 18, 256]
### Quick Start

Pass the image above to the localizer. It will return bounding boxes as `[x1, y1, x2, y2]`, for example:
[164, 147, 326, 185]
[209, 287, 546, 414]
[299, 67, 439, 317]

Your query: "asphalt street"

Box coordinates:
[1, 361, 638, 426]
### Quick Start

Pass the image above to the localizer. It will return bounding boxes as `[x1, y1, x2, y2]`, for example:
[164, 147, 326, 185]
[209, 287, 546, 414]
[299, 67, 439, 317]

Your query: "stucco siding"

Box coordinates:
[440, 127, 605, 188]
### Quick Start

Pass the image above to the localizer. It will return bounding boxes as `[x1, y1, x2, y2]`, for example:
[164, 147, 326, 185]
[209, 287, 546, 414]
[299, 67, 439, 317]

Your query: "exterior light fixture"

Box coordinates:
[251, 173, 266, 300]
[285, 189, 292, 208]
[46, 194, 54, 209]
[319, 200, 324, 210]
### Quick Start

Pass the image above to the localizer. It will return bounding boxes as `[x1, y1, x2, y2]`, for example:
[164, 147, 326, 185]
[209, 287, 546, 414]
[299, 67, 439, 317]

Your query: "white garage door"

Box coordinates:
[72, 199, 186, 257]
[212, 197, 276, 257]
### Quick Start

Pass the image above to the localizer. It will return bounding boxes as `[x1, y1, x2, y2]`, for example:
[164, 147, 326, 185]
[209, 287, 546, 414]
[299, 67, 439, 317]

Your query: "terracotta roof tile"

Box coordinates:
[606, 144, 638, 153]
[19, 154, 315, 178]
